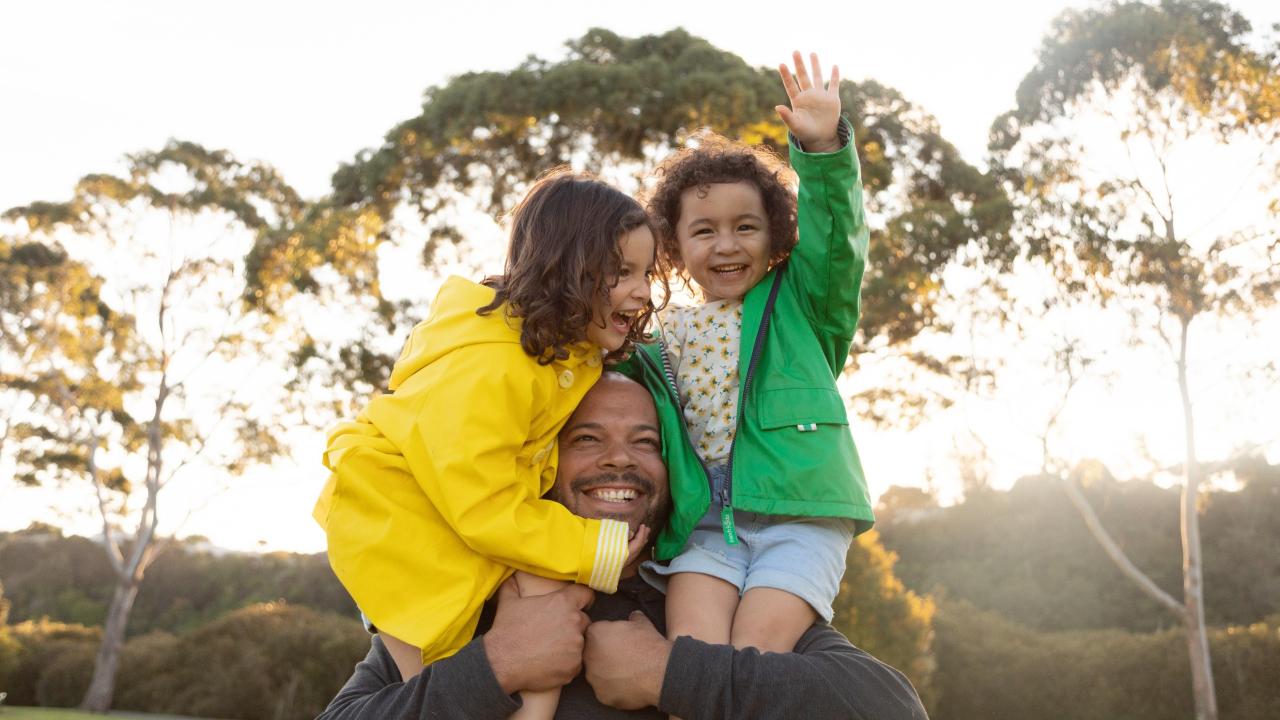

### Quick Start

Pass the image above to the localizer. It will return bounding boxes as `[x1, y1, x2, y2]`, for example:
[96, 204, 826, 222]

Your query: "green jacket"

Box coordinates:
[621, 121, 875, 561]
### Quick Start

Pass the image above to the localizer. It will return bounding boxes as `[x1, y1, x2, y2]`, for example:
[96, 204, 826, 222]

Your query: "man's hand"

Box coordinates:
[483, 578, 594, 694]
[776, 51, 842, 153]
[584, 611, 673, 710]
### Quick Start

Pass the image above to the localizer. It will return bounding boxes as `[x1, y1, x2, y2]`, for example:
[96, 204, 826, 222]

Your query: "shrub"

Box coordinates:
[0, 619, 100, 706]
[931, 600, 1280, 720]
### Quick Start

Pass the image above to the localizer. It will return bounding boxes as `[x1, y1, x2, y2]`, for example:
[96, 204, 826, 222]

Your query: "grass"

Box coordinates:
[0, 708, 217, 720]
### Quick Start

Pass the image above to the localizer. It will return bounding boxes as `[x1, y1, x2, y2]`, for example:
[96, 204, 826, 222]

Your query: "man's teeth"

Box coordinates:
[588, 488, 639, 503]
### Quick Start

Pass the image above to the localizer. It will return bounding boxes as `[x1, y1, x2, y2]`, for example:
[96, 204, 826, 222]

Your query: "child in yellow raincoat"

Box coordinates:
[313, 169, 659, 716]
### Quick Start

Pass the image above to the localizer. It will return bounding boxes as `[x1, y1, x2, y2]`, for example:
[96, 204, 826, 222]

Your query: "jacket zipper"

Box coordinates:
[636, 339, 713, 505]
[720, 267, 786, 545]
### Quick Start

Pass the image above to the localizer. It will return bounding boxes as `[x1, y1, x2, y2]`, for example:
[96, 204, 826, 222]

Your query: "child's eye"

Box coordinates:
[738, 224, 757, 232]
[694, 228, 712, 237]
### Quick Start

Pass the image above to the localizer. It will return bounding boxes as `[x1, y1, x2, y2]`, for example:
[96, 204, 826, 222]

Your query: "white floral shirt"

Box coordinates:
[662, 300, 743, 464]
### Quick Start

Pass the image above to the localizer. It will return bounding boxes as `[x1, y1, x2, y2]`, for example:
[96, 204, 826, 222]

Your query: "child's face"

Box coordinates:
[675, 182, 771, 302]
[586, 225, 656, 351]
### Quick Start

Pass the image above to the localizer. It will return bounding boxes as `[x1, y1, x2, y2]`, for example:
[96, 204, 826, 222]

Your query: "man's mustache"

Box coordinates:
[571, 471, 657, 497]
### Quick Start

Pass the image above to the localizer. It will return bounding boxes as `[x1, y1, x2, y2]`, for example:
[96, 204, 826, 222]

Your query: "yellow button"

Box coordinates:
[532, 440, 555, 465]
[558, 370, 574, 388]
[586, 354, 602, 368]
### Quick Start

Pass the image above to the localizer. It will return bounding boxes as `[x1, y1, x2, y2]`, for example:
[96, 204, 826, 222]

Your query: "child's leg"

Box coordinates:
[731, 514, 852, 653]
[731, 587, 818, 652]
[380, 631, 426, 680]
[510, 572, 569, 720]
[665, 571, 740, 644]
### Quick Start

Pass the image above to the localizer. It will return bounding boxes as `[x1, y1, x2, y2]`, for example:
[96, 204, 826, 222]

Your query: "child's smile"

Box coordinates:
[676, 181, 771, 302]
[586, 225, 656, 351]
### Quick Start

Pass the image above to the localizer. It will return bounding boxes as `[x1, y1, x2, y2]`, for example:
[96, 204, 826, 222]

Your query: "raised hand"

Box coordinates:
[775, 51, 842, 153]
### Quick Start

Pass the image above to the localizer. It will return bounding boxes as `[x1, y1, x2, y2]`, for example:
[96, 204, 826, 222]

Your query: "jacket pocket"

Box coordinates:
[757, 387, 848, 430]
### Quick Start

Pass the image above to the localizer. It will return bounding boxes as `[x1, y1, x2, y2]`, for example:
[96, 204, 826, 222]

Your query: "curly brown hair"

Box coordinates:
[478, 167, 666, 364]
[647, 131, 798, 285]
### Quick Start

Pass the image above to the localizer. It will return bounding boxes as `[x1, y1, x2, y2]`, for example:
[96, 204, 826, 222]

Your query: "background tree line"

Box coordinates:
[2, 0, 1278, 716]
[2, 461, 1278, 718]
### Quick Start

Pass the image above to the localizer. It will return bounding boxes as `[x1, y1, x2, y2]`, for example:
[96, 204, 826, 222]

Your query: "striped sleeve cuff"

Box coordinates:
[585, 519, 629, 594]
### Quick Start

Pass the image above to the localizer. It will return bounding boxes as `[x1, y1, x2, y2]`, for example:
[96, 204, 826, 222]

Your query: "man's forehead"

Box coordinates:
[564, 376, 657, 429]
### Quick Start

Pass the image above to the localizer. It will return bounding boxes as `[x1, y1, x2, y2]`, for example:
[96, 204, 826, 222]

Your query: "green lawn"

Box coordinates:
[0, 708, 216, 720]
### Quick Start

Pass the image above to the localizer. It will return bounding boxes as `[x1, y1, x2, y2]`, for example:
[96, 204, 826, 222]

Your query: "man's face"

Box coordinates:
[549, 374, 670, 537]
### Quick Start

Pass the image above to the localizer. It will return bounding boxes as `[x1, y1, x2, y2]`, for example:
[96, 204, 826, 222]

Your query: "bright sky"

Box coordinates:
[2, 1, 1278, 553]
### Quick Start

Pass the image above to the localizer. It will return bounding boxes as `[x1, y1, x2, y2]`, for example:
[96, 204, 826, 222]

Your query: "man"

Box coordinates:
[318, 373, 928, 719]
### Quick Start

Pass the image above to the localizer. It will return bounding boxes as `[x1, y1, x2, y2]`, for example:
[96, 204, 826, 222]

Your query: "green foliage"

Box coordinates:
[878, 464, 1280, 633]
[0, 532, 355, 637]
[111, 603, 367, 720]
[931, 600, 1280, 720]
[254, 28, 1012, 427]
[1010, 0, 1273, 130]
[990, 0, 1280, 323]
[0, 620, 100, 707]
[831, 531, 937, 710]
[0, 605, 367, 720]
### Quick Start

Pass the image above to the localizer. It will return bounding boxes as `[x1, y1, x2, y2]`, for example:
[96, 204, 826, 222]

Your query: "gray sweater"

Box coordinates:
[317, 577, 928, 719]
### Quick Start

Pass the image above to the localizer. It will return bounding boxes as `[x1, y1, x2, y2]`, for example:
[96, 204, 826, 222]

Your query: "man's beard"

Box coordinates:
[568, 470, 669, 532]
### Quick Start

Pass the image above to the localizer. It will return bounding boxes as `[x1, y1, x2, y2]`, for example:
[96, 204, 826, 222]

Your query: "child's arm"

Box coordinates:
[775, 52, 869, 371]
[398, 342, 647, 594]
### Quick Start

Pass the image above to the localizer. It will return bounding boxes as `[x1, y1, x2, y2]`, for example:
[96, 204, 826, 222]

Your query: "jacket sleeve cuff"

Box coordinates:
[429, 636, 522, 719]
[789, 118, 858, 194]
[579, 518, 629, 593]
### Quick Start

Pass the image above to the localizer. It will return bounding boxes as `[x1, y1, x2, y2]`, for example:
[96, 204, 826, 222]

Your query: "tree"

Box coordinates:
[246, 28, 1013, 427]
[831, 531, 937, 710]
[989, 2, 1280, 717]
[0, 141, 305, 711]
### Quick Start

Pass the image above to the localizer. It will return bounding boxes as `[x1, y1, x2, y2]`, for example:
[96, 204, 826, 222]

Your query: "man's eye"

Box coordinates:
[636, 437, 660, 448]
[573, 434, 599, 444]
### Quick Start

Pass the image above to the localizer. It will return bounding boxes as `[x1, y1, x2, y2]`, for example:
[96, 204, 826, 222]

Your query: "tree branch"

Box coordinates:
[1059, 474, 1185, 616]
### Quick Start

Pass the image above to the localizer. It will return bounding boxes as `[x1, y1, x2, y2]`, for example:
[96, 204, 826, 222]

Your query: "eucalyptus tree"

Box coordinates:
[990, 2, 1280, 717]
[247, 28, 1013, 427]
[1, 141, 306, 711]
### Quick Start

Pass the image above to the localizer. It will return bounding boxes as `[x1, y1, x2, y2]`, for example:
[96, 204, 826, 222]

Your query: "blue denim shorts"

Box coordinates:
[641, 468, 855, 622]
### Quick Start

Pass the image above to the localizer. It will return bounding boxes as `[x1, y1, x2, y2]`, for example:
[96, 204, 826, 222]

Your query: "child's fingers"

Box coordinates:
[777, 63, 799, 102]
[810, 53, 823, 91]
[775, 105, 797, 131]
[792, 50, 810, 90]
[830, 64, 840, 95]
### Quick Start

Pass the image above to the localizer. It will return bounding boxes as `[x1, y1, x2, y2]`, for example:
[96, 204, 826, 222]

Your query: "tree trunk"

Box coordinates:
[79, 577, 139, 712]
[1176, 316, 1217, 720]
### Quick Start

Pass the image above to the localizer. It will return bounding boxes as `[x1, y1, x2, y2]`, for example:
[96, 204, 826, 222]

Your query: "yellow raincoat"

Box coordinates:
[312, 276, 628, 663]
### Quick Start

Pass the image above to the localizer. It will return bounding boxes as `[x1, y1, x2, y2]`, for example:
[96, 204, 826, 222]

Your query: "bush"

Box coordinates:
[0, 619, 100, 706]
[112, 601, 368, 720]
[931, 600, 1280, 720]
[831, 530, 936, 709]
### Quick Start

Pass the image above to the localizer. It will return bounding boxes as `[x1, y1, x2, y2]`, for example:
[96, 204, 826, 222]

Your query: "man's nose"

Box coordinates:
[599, 441, 637, 470]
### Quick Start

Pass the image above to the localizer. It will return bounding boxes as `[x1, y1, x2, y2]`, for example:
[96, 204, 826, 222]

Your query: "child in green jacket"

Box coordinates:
[632, 51, 875, 655]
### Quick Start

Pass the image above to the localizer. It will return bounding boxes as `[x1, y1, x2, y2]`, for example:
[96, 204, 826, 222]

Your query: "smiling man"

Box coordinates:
[318, 372, 927, 719]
